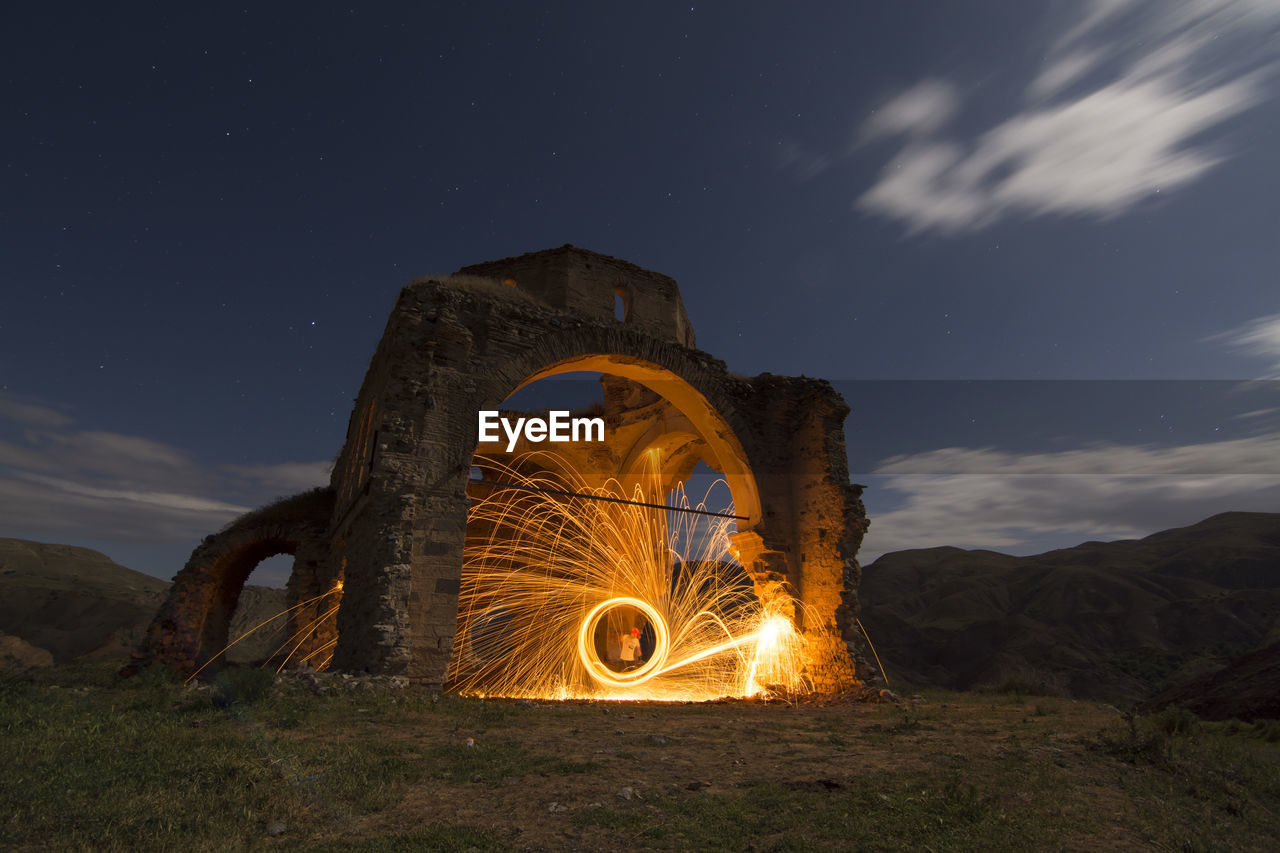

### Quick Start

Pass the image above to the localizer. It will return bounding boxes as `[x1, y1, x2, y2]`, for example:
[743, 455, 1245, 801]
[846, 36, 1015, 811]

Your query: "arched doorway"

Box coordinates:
[447, 363, 808, 700]
[136, 489, 337, 677]
[508, 355, 763, 529]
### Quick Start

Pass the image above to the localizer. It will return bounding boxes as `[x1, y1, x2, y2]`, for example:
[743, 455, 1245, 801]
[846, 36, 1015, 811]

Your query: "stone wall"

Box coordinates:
[138, 246, 868, 692]
[458, 244, 697, 349]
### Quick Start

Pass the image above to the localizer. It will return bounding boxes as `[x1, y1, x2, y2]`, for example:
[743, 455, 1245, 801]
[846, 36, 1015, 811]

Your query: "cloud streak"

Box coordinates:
[859, 80, 960, 141]
[852, 0, 1280, 234]
[1207, 313, 1280, 377]
[0, 396, 72, 429]
[0, 394, 331, 545]
[860, 431, 1280, 560]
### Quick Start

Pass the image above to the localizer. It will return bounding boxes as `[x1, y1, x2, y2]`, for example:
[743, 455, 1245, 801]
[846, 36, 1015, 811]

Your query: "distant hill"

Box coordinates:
[859, 512, 1280, 704]
[0, 538, 287, 665]
[7, 512, 1279, 707]
[1140, 640, 1280, 722]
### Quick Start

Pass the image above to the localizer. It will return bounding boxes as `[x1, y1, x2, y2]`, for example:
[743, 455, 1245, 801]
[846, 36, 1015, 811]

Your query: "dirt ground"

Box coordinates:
[299, 692, 1177, 851]
[6, 663, 1277, 851]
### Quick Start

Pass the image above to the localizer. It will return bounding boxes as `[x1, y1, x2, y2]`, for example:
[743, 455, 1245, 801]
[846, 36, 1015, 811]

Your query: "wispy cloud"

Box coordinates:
[1027, 49, 1104, 100]
[1207, 313, 1280, 377]
[852, 0, 1280, 234]
[0, 396, 72, 429]
[226, 461, 337, 496]
[861, 432, 1280, 560]
[0, 394, 331, 545]
[16, 473, 251, 515]
[779, 143, 834, 181]
[859, 80, 960, 141]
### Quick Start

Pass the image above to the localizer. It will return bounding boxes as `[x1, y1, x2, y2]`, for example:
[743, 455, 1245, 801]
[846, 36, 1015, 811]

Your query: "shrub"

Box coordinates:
[1152, 706, 1200, 737]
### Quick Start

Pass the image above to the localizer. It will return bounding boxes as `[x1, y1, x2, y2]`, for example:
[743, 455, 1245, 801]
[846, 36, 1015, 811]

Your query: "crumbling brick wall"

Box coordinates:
[138, 246, 868, 691]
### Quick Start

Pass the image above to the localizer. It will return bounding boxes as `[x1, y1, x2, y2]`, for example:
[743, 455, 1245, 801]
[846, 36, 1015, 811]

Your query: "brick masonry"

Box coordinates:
[136, 245, 870, 691]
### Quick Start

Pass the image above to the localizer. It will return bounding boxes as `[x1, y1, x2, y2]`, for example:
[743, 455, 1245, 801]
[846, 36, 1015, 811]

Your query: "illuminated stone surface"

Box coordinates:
[137, 246, 869, 691]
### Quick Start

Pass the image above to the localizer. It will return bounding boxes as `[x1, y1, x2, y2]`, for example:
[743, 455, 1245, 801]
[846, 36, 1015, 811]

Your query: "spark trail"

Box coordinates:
[450, 452, 811, 700]
[186, 580, 343, 683]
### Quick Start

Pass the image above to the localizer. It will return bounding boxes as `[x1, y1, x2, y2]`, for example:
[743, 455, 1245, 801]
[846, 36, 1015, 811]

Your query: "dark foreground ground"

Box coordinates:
[2, 661, 1278, 852]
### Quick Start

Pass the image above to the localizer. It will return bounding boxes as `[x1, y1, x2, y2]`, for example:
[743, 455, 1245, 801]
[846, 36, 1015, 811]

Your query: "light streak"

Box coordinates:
[856, 616, 891, 689]
[186, 579, 343, 683]
[450, 451, 813, 701]
[271, 602, 342, 673]
[577, 597, 670, 687]
[472, 478, 749, 520]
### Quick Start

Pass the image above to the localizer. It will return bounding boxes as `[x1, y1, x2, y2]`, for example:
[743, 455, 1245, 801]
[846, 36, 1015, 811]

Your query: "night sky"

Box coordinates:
[3, 2, 1279, 586]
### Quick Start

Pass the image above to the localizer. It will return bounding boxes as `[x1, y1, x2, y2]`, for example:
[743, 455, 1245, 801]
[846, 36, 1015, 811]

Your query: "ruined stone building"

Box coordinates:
[137, 245, 869, 691]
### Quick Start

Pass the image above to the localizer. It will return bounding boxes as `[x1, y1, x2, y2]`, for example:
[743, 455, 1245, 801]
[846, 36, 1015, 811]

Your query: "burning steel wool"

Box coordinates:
[449, 453, 813, 701]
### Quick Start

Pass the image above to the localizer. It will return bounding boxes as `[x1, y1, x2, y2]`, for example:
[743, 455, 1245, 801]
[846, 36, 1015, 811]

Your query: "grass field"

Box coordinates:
[2, 661, 1278, 851]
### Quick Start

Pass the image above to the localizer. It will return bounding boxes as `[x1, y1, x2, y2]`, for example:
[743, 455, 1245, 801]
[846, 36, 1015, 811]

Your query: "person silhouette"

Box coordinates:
[620, 627, 642, 671]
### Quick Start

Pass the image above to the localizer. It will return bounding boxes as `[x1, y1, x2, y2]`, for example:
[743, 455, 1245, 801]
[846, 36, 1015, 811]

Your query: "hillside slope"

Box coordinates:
[1140, 640, 1280, 721]
[859, 512, 1280, 703]
[6, 511, 1278, 703]
[0, 538, 287, 664]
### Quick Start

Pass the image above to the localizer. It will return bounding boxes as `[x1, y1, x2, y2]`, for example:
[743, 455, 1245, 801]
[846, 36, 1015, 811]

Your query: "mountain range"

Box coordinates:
[2, 511, 1277, 718]
[859, 511, 1280, 707]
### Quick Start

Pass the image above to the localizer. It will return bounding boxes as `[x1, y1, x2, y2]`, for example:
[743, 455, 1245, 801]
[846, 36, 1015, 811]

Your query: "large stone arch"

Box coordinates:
[494, 349, 763, 528]
[135, 488, 336, 676]
[325, 248, 867, 689]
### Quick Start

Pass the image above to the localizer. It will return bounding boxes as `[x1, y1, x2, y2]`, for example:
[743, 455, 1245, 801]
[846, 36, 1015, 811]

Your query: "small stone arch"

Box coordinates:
[135, 488, 336, 676]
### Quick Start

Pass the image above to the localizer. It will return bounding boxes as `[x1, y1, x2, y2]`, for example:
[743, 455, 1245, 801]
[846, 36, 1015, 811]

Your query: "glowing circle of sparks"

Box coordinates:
[577, 597, 671, 688]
